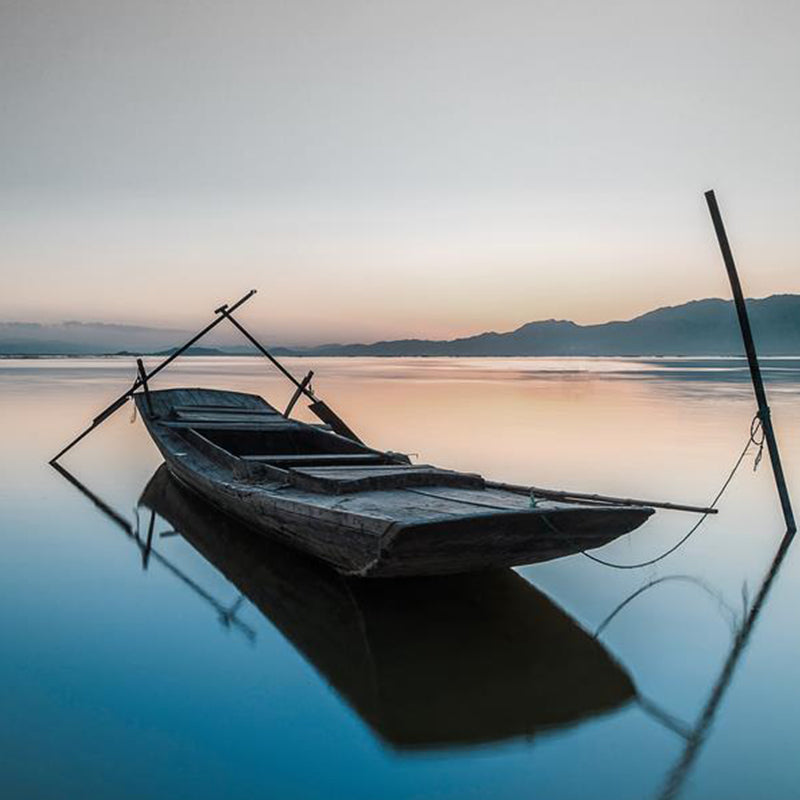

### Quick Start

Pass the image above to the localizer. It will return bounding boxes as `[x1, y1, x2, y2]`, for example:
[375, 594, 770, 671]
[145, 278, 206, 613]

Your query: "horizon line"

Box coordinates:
[0, 292, 795, 350]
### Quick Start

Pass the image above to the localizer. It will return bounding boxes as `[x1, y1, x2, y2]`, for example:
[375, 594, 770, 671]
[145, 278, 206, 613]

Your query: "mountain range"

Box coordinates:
[2, 295, 799, 357]
[273, 295, 800, 357]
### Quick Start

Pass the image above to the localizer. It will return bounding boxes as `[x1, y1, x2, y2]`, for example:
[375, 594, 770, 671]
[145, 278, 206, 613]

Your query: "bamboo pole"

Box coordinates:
[49, 290, 257, 463]
[705, 190, 795, 533]
[216, 307, 311, 394]
[486, 480, 718, 514]
[215, 307, 362, 442]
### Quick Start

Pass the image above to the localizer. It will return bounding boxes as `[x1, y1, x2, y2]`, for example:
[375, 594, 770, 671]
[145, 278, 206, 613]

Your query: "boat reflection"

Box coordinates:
[139, 464, 636, 751]
[51, 461, 256, 641]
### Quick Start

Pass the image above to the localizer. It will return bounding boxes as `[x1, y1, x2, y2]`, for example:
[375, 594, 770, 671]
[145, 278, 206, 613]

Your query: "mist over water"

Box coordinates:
[1, 356, 799, 799]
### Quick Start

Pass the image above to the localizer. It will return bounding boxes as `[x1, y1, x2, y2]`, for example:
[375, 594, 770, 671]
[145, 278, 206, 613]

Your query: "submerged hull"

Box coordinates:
[135, 387, 653, 577]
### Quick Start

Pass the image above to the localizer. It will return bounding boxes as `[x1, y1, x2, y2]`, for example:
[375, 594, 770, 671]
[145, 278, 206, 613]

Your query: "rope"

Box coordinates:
[750, 413, 765, 471]
[577, 414, 763, 570]
[129, 363, 139, 423]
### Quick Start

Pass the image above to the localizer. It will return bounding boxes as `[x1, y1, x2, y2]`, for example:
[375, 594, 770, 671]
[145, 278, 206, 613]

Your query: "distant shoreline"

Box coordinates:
[4, 353, 800, 360]
[3, 294, 799, 358]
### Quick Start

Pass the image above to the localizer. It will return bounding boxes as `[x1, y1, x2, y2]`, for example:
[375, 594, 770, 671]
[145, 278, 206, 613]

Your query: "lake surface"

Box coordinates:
[1, 356, 799, 800]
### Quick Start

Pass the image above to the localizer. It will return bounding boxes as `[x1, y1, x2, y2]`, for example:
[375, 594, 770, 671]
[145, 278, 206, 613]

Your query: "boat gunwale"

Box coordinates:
[133, 386, 655, 577]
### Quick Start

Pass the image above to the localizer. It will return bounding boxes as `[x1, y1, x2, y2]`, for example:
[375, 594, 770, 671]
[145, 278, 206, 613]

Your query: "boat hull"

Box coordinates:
[373, 506, 651, 577]
[136, 387, 654, 577]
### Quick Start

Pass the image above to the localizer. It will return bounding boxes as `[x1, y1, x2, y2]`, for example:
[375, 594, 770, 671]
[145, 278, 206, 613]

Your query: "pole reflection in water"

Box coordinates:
[589, 522, 797, 798]
[51, 462, 256, 643]
[53, 458, 794, 786]
[655, 525, 796, 799]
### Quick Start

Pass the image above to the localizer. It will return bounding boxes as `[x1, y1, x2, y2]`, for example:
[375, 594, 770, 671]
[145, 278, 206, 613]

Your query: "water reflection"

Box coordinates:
[56, 456, 789, 774]
[51, 461, 256, 642]
[51, 459, 650, 751]
[132, 465, 638, 751]
[656, 525, 796, 799]
[8, 356, 797, 799]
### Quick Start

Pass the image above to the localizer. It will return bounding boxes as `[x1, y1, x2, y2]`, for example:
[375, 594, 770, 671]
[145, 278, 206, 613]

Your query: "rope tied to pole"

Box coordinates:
[129, 362, 140, 423]
[578, 414, 763, 570]
[751, 412, 765, 472]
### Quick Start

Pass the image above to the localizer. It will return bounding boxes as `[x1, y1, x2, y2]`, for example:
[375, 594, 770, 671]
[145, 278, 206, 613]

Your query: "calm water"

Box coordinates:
[1, 356, 799, 800]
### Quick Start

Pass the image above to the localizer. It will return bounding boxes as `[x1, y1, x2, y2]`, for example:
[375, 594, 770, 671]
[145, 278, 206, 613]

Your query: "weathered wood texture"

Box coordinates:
[488, 481, 718, 515]
[135, 387, 654, 577]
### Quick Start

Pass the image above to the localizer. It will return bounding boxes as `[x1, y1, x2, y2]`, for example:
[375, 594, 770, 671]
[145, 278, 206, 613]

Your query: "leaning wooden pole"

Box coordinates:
[705, 190, 795, 532]
[215, 307, 362, 442]
[49, 289, 257, 464]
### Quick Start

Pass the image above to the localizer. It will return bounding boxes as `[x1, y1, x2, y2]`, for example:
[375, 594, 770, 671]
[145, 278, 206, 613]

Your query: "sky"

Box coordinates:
[1, 0, 799, 345]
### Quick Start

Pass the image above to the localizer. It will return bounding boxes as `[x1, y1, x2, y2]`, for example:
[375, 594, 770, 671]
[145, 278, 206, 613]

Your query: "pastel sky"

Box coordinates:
[1, 0, 799, 344]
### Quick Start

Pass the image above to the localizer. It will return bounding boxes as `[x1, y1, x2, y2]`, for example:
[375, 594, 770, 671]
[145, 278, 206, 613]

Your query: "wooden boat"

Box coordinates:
[135, 387, 653, 577]
[140, 465, 636, 749]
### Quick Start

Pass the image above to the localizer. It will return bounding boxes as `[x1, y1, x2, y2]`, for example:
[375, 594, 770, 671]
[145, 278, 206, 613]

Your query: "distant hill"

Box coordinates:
[0, 320, 191, 356]
[109, 346, 226, 357]
[273, 295, 800, 357]
[151, 345, 225, 357]
[2, 295, 799, 357]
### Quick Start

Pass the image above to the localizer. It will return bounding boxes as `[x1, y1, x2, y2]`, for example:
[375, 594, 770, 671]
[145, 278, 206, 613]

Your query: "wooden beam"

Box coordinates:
[486, 480, 718, 515]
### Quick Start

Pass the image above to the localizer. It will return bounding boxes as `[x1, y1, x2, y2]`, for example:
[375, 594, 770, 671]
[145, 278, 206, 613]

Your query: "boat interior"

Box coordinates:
[150, 393, 485, 494]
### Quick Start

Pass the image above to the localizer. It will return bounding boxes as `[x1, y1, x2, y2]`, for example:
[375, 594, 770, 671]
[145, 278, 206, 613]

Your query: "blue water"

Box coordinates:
[1, 356, 798, 799]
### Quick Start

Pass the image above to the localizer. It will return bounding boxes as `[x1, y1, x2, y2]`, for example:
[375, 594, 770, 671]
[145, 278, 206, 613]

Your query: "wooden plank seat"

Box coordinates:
[172, 408, 280, 422]
[171, 404, 274, 412]
[285, 463, 485, 494]
[241, 453, 388, 467]
[172, 405, 278, 414]
[165, 420, 295, 430]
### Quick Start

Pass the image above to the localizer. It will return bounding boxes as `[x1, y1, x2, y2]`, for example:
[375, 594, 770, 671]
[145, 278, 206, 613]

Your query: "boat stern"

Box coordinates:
[357, 505, 654, 577]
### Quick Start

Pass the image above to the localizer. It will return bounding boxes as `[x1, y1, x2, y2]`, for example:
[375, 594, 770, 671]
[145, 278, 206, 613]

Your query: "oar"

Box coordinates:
[49, 289, 257, 463]
[215, 306, 363, 443]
